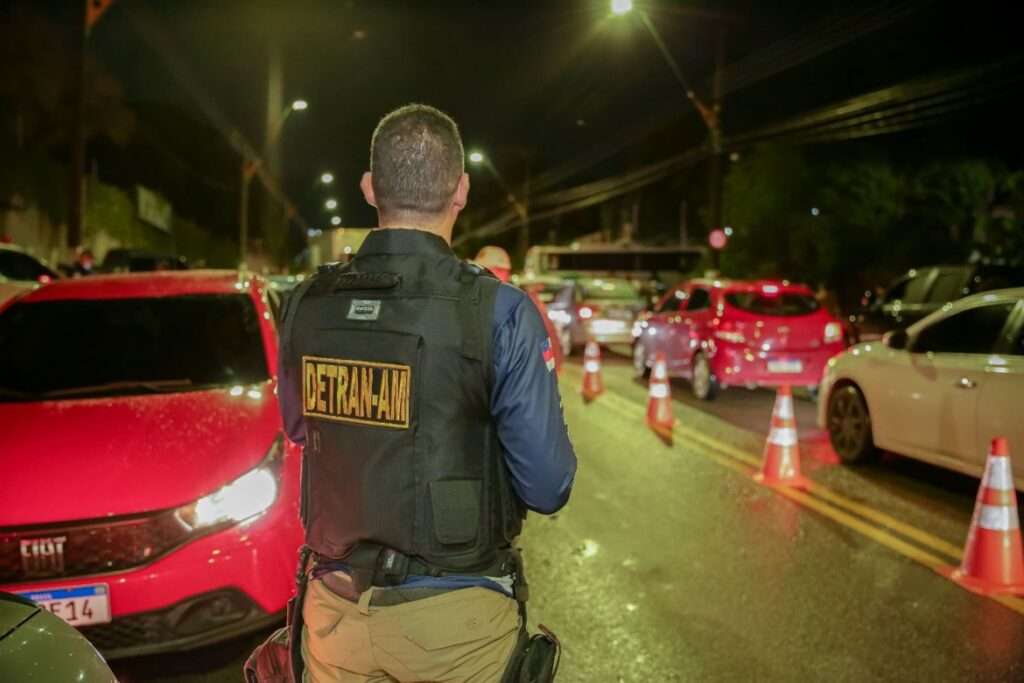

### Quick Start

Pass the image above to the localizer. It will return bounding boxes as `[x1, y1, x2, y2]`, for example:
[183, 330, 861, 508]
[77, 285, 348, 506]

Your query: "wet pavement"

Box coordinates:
[111, 355, 1024, 682]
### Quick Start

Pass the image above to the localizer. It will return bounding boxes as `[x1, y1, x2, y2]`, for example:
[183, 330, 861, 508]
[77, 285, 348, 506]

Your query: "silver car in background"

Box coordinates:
[529, 276, 646, 356]
[819, 288, 1024, 489]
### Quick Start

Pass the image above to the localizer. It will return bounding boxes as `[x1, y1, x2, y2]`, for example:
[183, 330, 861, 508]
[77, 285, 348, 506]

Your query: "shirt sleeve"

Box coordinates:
[491, 285, 577, 514]
[277, 290, 306, 447]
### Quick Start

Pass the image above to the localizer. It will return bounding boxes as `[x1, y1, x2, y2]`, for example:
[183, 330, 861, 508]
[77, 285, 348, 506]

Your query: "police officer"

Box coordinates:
[278, 104, 577, 682]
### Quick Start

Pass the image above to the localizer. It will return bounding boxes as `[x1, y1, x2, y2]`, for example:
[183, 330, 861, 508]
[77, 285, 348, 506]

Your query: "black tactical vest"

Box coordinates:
[283, 229, 524, 572]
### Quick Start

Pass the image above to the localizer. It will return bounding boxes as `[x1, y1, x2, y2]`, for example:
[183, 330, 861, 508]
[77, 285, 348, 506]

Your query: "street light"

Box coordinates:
[466, 147, 531, 262]
[320, 172, 335, 185]
[240, 98, 310, 267]
[330, 215, 342, 226]
[325, 198, 338, 211]
[611, 0, 633, 16]
[611, 0, 727, 254]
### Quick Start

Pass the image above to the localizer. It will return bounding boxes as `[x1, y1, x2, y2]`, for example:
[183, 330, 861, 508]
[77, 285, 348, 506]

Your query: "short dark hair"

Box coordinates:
[370, 104, 464, 216]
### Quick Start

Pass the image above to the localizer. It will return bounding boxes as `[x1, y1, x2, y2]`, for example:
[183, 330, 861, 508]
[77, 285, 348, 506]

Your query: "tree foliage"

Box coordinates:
[721, 144, 1021, 303]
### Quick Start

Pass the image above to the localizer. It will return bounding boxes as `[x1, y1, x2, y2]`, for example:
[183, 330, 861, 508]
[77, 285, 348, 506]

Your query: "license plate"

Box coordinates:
[17, 584, 111, 626]
[591, 319, 626, 334]
[767, 359, 803, 374]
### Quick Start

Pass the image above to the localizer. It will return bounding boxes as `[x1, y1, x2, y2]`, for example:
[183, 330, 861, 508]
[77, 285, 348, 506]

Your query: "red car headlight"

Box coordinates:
[176, 436, 283, 531]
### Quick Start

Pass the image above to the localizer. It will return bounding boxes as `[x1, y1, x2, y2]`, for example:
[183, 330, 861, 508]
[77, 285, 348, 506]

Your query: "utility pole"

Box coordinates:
[518, 161, 530, 267]
[67, 1, 89, 250]
[67, 0, 116, 250]
[239, 160, 260, 268]
[707, 26, 726, 241]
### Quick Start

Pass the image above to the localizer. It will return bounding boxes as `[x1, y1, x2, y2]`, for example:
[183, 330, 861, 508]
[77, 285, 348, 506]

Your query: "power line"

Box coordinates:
[455, 57, 1021, 247]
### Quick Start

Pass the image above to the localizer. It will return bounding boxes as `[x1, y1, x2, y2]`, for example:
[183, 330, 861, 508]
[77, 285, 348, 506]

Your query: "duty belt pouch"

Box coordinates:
[501, 550, 561, 683]
[501, 624, 561, 683]
[243, 547, 313, 683]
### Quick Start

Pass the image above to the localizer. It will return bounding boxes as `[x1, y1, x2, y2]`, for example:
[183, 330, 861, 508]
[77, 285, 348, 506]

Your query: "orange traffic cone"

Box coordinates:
[581, 340, 604, 402]
[944, 437, 1024, 595]
[646, 352, 674, 442]
[754, 385, 810, 489]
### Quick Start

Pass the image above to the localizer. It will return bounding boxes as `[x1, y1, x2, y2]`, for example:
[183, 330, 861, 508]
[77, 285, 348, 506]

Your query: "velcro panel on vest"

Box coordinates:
[332, 272, 401, 291]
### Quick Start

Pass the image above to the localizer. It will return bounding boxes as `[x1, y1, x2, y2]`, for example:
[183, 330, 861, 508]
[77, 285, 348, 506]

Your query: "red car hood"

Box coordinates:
[0, 384, 282, 526]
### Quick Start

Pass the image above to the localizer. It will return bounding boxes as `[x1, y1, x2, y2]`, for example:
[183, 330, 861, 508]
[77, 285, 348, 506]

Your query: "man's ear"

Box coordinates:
[360, 172, 377, 208]
[451, 173, 469, 212]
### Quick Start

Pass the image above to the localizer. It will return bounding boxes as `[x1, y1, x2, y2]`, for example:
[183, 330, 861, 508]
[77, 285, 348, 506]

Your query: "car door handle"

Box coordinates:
[953, 377, 977, 389]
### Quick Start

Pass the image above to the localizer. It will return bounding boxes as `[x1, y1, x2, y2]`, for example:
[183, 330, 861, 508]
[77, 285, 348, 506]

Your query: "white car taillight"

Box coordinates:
[824, 322, 842, 343]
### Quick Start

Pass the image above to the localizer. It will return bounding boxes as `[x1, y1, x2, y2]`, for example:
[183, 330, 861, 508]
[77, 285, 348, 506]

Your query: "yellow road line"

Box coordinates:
[567, 368, 964, 562]
[674, 423, 966, 562]
[561, 371, 1024, 618]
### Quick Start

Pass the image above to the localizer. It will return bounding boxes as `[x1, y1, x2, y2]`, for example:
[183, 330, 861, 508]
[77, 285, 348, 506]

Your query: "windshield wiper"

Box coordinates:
[40, 379, 194, 399]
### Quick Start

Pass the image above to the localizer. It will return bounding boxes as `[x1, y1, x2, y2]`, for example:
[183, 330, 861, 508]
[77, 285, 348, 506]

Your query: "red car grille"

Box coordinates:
[0, 511, 193, 583]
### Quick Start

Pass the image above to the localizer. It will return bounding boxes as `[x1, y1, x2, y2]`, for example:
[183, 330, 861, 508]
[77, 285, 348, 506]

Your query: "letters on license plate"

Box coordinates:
[767, 359, 803, 374]
[17, 584, 111, 626]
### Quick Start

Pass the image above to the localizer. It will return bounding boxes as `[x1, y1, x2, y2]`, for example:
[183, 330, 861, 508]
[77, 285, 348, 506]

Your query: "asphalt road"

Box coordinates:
[111, 354, 1024, 682]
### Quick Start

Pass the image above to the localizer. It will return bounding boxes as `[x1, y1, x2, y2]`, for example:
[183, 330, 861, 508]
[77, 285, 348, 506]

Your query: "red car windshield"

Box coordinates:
[725, 290, 820, 317]
[0, 294, 268, 401]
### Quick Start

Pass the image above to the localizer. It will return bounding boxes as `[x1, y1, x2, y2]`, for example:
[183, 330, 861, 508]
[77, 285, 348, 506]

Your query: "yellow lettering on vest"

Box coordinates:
[315, 364, 329, 413]
[304, 360, 317, 411]
[336, 366, 349, 416]
[323, 365, 338, 414]
[348, 366, 361, 417]
[360, 367, 373, 418]
[395, 369, 408, 424]
[376, 368, 391, 420]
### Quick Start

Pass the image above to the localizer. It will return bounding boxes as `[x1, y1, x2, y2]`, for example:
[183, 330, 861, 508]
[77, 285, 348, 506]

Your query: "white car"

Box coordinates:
[819, 288, 1023, 489]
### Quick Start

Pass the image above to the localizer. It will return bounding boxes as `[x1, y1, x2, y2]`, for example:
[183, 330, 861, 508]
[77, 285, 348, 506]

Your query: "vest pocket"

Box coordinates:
[428, 479, 481, 545]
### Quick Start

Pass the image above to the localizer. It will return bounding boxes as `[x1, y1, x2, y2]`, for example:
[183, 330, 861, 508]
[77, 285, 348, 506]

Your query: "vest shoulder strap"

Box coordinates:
[456, 266, 499, 389]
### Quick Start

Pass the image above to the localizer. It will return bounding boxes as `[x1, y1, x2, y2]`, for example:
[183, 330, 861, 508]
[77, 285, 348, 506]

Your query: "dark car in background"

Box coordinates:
[851, 263, 1024, 341]
[98, 248, 189, 273]
[0, 244, 60, 307]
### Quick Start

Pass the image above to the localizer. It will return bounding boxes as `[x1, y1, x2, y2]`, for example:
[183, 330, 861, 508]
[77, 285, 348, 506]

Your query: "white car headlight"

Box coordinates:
[177, 437, 282, 531]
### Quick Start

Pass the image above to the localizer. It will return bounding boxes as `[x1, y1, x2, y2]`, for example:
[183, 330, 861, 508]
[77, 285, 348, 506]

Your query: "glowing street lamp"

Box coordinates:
[611, 0, 633, 16]
[330, 215, 342, 226]
[291, 99, 308, 111]
[468, 151, 485, 164]
[325, 198, 338, 211]
[320, 172, 334, 185]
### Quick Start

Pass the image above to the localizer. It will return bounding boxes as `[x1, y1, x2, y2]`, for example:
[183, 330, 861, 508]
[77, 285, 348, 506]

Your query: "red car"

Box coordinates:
[0, 271, 302, 658]
[632, 279, 845, 399]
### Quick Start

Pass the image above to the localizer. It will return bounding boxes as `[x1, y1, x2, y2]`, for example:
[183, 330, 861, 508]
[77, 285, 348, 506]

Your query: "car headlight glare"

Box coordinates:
[177, 437, 282, 530]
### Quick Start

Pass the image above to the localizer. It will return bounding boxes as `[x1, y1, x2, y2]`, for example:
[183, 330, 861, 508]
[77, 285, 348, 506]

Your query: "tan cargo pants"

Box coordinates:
[302, 579, 521, 682]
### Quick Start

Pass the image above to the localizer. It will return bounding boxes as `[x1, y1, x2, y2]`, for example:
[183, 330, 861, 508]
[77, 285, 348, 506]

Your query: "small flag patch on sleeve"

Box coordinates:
[541, 338, 555, 372]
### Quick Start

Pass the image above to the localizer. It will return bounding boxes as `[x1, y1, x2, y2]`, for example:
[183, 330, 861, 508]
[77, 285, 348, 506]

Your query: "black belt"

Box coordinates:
[317, 544, 516, 593]
[319, 571, 457, 607]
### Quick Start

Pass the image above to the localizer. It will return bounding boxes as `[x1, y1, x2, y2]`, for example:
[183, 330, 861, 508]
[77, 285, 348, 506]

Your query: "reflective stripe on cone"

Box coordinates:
[942, 437, 1024, 596]
[646, 352, 674, 439]
[581, 340, 604, 401]
[754, 384, 809, 490]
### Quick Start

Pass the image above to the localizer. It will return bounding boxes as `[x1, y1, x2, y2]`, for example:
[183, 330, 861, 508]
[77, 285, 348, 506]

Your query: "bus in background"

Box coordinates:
[307, 227, 372, 270]
[522, 243, 706, 305]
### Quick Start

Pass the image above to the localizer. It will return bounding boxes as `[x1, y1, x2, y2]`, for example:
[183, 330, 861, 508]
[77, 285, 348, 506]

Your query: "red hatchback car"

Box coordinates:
[632, 279, 845, 399]
[0, 271, 302, 658]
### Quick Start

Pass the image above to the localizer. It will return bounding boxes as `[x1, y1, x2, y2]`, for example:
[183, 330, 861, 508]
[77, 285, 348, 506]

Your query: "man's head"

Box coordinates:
[360, 104, 469, 241]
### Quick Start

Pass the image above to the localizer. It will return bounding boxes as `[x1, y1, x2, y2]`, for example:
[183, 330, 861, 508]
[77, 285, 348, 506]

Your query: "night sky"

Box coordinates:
[31, 0, 1024, 232]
